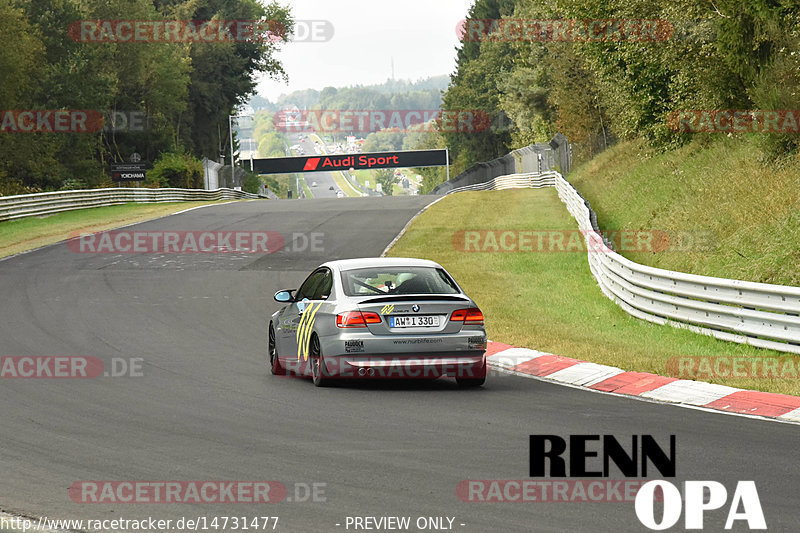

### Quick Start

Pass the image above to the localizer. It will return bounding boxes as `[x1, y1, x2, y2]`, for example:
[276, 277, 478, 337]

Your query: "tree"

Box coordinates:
[361, 130, 406, 152]
[165, 0, 293, 160]
[0, 0, 294, 193]
[374, 168, 396, 196]
[403, 126, 448, 193]
[0, 0, 46, 193]
[441, 0, 517, 175]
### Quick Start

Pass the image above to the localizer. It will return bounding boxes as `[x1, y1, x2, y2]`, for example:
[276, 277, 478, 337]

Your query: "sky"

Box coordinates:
[256, 0, 475, 101]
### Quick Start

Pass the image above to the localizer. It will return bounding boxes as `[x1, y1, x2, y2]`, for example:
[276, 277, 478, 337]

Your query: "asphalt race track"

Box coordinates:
[0, 197, 798, 532]
[291, 134, 342, 198]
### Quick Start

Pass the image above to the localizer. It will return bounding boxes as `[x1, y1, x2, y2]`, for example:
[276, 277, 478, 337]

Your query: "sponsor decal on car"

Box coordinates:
[468, 336, 487, 350]
[296, 302, 323, 361]
[344, 340, 365, 353]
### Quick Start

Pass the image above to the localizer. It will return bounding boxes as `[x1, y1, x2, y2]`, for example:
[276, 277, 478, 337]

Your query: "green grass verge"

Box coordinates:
[387, 188, 799, 396]
[260, 174, 295, 199]
[569, 136, 800, 285]
[332, 170, 363, 197]
[0, 201, 230, 259]
[297, 175, 314, 199]
[352, 169, 372, 189]
[353, 168, 416, 196]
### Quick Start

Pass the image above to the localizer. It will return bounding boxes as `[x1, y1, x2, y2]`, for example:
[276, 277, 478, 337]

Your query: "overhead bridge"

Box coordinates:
[250, 149, 449, 175]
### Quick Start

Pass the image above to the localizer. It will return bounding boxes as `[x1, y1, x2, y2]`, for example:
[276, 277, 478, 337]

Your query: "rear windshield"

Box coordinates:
[340, 267, 461, 297]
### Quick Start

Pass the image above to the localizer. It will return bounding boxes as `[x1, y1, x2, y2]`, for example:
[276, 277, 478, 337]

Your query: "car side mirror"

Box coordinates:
[274, 290, 295, 303]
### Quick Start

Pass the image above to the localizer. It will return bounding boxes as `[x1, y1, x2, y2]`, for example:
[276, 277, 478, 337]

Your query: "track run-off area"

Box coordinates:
[0, 196, 798, 532]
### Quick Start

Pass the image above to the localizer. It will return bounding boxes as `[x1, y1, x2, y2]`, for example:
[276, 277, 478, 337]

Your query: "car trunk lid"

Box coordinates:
[356, 295, 474, 335]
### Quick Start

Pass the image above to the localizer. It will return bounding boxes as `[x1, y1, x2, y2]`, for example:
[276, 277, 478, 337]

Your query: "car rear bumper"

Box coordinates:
[320, 330, 486, 378]
[321, 353, 486, 379]
[321, 329, 486, 356]
[281, 352, 486, 379]
[277, 329, 487, 379]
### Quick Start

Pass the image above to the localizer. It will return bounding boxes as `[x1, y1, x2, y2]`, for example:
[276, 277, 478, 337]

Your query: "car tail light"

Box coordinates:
[336, 311, 382, 328]
[450, 307, 484, 325]
[450, 309, 467, 321]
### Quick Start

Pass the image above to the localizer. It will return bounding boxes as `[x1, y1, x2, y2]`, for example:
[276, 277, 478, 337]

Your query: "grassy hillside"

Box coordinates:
[387, 188, 797, 395]
[568, 137, 800, 286]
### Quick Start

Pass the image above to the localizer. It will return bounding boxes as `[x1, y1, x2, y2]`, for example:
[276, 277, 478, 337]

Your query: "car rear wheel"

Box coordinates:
[310, 334, 329, 387]
[456, 358, 486, 388]
[269, 323, 285, 376]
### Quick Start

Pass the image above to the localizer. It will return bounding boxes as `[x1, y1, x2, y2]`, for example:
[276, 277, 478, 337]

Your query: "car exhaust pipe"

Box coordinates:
[358, 368, 367, 376]
[367, 368, 375, 376]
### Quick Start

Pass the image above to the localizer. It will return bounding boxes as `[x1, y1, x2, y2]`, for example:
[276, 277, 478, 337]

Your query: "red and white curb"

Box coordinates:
[486, 341, 800, 424]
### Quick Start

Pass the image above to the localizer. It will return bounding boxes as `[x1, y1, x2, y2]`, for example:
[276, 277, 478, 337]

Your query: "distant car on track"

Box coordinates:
[268, 258, 487, 387]
[336, 191, 345, 198]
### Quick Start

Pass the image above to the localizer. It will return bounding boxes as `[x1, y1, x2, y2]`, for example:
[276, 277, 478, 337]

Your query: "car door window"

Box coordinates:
[296, 270, 325, 301]
[313, 269, 333, 300]
[296, 268, 332, 301]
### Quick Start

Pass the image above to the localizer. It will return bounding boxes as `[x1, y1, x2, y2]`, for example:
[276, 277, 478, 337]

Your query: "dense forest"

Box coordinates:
[441, 0, 800, 175]
[251, 76, 450, 112]
[0, 0, 292, 194]
[7, 0, 798, 196]
[250, 76, 450, 170]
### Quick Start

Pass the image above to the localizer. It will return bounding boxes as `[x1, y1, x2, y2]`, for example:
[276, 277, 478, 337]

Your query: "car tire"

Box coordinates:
[310, 334, 329, 387]
[269, 323, 286, 376]
[456, 358, 486, 388]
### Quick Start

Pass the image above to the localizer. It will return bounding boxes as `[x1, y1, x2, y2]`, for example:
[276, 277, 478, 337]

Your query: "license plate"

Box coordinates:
[389, 315, 440, 328]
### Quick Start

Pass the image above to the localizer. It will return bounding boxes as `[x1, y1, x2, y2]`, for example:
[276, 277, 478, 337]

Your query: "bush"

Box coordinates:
[0, 172, 40, 196]
[147, 152, 203, 189]
[242, 171, 261, 194]
[60, 178, 88, 191]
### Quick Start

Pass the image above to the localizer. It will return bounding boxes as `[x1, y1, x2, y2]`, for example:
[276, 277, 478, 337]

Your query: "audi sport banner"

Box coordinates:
[251, 149, 448, 175]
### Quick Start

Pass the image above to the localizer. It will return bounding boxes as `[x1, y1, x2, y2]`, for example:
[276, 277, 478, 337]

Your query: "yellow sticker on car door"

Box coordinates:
[296, 302, 322, 361]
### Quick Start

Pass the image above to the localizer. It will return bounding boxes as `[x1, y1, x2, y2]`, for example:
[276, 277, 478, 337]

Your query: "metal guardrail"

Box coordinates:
[0, 187, 259, 222]
[445, 171, 800, 354]
[442, 172, 557, 194]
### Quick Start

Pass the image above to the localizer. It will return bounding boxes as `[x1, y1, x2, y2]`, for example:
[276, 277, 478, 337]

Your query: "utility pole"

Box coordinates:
[228, 110, 253, 188]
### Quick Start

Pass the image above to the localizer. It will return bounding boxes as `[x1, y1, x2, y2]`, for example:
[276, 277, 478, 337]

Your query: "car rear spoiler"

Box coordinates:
[357, 295, 471, 304]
